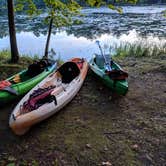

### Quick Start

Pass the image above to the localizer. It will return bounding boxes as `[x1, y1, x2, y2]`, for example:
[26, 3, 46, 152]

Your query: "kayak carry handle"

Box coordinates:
[12, 114, 16, 121]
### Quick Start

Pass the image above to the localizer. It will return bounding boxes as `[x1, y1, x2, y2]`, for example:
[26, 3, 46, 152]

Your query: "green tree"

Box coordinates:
[43, 0, 81, 58]
[42, 0, 137, 58]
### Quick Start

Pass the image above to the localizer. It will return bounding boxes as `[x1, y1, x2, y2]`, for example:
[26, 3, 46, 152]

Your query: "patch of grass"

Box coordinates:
[0, 50, 39, 65]
[0, 50, 11, 62]
[0, 50, 40, 80]
[113, 41, 166, 59]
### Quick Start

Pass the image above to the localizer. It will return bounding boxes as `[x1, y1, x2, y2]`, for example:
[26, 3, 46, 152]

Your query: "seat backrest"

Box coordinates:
[95, 54, 105, 68]
[27, 61, 45, 77]
[58, 62, 80, 83]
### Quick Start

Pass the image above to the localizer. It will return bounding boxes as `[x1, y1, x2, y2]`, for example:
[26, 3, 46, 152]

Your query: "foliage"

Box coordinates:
[0, 50, 11, 62]
[43, 0, 81, 27]
[2, 0, 165, 9]
[113, 41, 166, 58]
[1, 0, 139, 29]
[0, 50, 38, 65]
[162, 10, 166, 17]
[13, 0, 138, 29]
[15, 0, 40, 15]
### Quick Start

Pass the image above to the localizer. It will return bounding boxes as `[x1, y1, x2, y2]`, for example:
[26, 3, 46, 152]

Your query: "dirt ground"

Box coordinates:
[0, 57, 165, 166]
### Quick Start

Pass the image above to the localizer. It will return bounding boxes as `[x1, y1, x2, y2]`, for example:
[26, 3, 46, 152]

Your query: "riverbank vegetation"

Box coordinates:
[0, 50, 38, 80]
[113, 41, 166, 58]
[0, 50, 38, 65]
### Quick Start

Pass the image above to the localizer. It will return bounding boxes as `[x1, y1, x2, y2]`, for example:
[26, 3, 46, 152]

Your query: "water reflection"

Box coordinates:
[0, 6, 165, 60]
[0, 6, 165, 39]
[0, 30, 165, 60]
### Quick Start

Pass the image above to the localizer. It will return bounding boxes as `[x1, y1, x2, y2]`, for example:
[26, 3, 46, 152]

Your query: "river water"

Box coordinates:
[0, 5, 165, 60]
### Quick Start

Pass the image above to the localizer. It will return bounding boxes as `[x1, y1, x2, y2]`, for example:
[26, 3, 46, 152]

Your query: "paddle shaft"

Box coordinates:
[96, 41, 112, 71]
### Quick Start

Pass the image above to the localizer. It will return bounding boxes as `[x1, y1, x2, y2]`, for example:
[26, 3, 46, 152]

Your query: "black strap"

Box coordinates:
[12, 114, 16, 121]
[51, 95, 57, 105]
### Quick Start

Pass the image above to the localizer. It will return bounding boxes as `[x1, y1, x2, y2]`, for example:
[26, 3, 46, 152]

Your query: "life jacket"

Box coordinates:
[0, 80, 18, 95]
[0, 80, 11, 90]
[21, 85, 56, 114]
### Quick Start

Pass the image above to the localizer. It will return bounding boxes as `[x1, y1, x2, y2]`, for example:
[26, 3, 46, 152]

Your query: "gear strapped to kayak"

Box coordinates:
[26, 59, 52, 77]
[0, 59, 56, 105]
[0, 80, 11, 89]
[107, 69, 128, 80]
[58, 61, 80, 83]
[21, 85, 57, 114]
[0, 80, 18, 95]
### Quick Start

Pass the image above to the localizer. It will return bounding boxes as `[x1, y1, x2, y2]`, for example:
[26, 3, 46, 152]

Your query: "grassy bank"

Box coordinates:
[0, 50, 39, 80]
[0, 50, 40, 65]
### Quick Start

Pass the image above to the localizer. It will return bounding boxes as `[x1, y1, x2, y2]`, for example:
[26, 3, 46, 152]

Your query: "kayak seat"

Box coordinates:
[26, 60, 47, 78]
[58, 62, 80, 84]
[95, 54, 105, 69]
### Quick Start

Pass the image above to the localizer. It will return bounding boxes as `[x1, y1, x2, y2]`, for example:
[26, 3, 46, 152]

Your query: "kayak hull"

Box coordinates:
[0, 63, 56, 105]
[9, 58, 88, 135]
[89, 56, 128, 95]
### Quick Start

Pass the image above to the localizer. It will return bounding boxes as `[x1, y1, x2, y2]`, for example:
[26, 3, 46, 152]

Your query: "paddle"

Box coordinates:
[95, 40, 112, 71]
[95, 41, 128, 80]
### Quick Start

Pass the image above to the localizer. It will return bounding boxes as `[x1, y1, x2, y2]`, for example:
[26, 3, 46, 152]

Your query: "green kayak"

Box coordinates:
[89, 55, 128, 95]
[0, 60, 56, 105]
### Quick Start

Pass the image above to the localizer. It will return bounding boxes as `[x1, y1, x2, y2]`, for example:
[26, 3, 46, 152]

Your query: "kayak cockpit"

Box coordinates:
[8, 59, 54, 84]
[58, 62, 80, 83]
[16, 62, 81, 116]
[94, 54, 118, 70]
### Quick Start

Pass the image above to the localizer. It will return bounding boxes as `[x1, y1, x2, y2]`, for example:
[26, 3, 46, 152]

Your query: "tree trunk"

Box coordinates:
[7, 0, 19, 63]
[44, 18, 53, 59]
